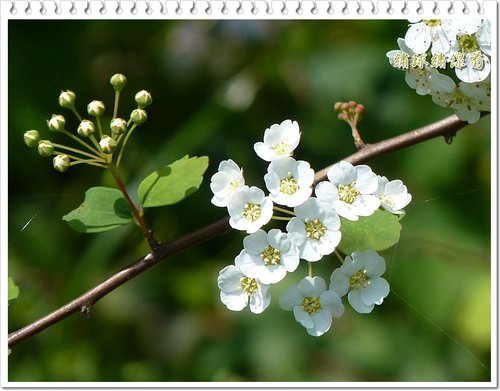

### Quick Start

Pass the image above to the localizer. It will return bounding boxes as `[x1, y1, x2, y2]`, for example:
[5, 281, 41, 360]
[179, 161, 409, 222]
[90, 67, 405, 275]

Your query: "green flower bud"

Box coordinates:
[110, 118, 128, 136]
[59, 90, 76, 109]
[110, 73, 127, 91]
[47, 114, 66, 132]
[77, 120, 95, 137]
[87, 100, 105, 117]
[53, 154, 70, 172]
[130, 108, 147, 125]
[38, 140, 54, 157]
[135, 90, 153, 108]
[99, 135, 117, 154]
[24, 130, 40, 148]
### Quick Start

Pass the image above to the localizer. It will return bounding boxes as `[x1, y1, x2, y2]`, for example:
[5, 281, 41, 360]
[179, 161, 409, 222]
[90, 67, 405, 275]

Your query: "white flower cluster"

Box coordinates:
[387, 19, 491, 124]
[211, 120, 411, 336]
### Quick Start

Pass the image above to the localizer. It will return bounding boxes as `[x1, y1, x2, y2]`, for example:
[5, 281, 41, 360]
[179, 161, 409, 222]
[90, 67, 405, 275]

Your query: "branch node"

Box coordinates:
[81, 303, 94, 319]
[444, 131, 457, 145]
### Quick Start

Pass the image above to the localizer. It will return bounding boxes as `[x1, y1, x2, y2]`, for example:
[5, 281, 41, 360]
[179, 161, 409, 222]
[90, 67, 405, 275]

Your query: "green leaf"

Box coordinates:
[8, 277, 19, 302]
[138, 155, 209, 208]
[337, 209, 402, 255]
[62, 187, 134, 233]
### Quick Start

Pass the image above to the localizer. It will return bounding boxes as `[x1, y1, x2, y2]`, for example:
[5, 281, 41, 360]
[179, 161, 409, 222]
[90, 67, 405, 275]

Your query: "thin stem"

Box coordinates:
[109, 166, 150, 239]
[96, 116, 103, 139]
[71, 107, 83, 122]
[51, 143, 105, 161]
[61, 129, 101, 156]
[334, 249, 345, 264]
[271, 216, 292, 221]
[273, 206, 295, 216]
[308, 262, 313, 278]
[113, 91, 120, 119]
[70, 161, 108, 169]
[115, 123, 138, 169]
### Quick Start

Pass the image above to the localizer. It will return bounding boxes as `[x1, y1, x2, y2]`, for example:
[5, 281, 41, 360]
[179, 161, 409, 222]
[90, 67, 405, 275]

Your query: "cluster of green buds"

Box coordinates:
[334, 100, 366, 149]
[23, 73, 153, 172]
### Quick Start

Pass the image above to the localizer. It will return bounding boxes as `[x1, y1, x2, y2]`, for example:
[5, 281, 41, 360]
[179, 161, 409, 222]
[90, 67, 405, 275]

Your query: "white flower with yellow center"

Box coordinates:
[236, 229, 300, 285]
[279, 276, 344, 336]
[210, 159, 245, 207]
[315, 161, 380, 221]
[330, 250, 390, 314]
[404, 19, 458, 54]
[227, 185, 273, 234]
[286, 198, 341, 262]
[264, 156, 314, 207]
[374, 176, 412, 215]
[447, 20, 491, 83]
[254, 119, 301, 162]
[217, 264, 271, 314]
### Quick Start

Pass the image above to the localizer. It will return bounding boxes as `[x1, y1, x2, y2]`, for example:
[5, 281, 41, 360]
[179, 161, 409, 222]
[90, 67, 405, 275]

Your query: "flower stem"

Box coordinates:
[61, 129, 101, 156]
[71, 107, 83, 122]
[271, 216, 292, 221]
[308, 262, 313, 278]
[334, 249, 345, 264]
[109, 165, 155, 247]
[51, 142, 105, 161]
[116, 123, 138, 169]
[273, 206, 295, 216]
[113, 91, 120, 119]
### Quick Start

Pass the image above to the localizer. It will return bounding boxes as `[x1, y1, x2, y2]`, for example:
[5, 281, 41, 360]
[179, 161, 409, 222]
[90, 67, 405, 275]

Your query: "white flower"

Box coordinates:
[315, 161, 380, 221]
[279, 276, 344, 336]
[404, 19, 458, 54]
[254, 119, 301, 162]
[286, 198, 341, 262]
[210, 159, 245, 207]
[374, 176, 412, 215]
[217, 264, 271, 314]
[236, 229, 300, 285]
[330, 250, 390, 314]
[264, 157, 314, 207]
[227, 186, 273, 234]
[448, 20, 491, 83]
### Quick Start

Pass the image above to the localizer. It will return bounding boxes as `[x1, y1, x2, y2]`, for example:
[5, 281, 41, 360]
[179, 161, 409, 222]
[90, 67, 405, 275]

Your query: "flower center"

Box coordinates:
[302, 296, 321, 315]
[240, 276, 258, 295]
[242, 203, 261, 221]
[338, 184, 360, 204]
[260, 246, 281, 266]
[458, 34, 480, 54]
[305, 219, 327, 240]
[280, 175, 299, 195]
[424, 19, 441, 27]
[230, 179, 240, 188]
[272, 141, 291, 156]
[350, 269, 370, 290]
[380, 195, 395, 208]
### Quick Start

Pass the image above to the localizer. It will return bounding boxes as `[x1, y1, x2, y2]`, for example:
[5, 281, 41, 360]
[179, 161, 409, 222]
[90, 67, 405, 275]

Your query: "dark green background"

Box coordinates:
[8, 20, 491, 382]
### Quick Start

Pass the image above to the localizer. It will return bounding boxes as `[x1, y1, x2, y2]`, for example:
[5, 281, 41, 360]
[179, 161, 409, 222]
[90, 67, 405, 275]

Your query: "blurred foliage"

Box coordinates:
[8, 20, 491, 382]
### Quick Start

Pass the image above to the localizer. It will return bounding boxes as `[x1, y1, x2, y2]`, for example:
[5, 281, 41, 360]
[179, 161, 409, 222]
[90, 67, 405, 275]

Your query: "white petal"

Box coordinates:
[242, 229, 268, 254]
[299, 240, 322, 262]
[329, 268, 350, 297]
[286, 217, 306, 246]
[293, 307, 314, 329]
[279, 285, 302, 310]
[220, 291, 247, 311]
[310, 309, 333, 335]
[248, 285, 271, 314]
[404, 22, 431, 53]
[315, 181, 339, 204]
[354, 165, 378, 194]
[327, 161, 356, 185]
[217, 265, 243, 292]
[348, 290, 374, 314]
[297, 276, 326, 297]
[360, 278, 390, 306]
[320, 290, 345, 318]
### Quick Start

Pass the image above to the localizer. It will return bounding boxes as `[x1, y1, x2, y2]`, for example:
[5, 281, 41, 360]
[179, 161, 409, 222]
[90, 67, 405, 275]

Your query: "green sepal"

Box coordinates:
[62, 187, 134, 233]
[138, 155, 209, 208]
[337, 209, 402, 255]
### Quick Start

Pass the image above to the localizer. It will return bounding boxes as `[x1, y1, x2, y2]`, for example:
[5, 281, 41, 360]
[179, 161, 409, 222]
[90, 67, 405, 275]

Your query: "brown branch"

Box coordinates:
[7, 113, 477, 348]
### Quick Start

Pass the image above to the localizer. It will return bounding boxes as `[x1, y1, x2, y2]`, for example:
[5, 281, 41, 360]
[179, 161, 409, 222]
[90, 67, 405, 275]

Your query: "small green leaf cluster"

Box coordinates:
[62, 156, 208, 233]
[23, 73, 152, 172]
[212, 119, 411, 336]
